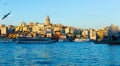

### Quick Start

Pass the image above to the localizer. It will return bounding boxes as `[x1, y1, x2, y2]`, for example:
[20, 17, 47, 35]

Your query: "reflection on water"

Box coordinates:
[0, 42, 120, 66]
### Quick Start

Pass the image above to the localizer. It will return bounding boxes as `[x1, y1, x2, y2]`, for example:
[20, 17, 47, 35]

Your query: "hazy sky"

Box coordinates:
[0, 0, 120, 29]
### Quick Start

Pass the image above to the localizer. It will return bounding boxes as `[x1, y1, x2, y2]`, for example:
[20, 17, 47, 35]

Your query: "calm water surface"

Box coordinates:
[0, 42, 120, 66]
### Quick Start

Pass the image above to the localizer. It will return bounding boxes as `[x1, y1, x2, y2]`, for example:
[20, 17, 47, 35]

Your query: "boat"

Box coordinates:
[94, 40, 120, 44]
[0, 39, 13, 44]
[74, 38, 90, 42]
[58, 39, 69, 42]
[58, 39, 64, 42]
[12, 37, 57, 44]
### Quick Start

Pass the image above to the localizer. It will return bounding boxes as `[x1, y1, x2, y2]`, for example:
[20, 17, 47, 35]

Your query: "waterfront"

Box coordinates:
[0, 42, 120, 66]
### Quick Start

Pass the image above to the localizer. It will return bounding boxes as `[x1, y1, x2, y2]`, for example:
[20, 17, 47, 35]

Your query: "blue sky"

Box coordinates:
[0, 0, 120, 29]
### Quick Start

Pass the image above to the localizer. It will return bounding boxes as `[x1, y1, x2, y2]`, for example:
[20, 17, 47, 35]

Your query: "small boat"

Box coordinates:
[58, 39, 69, 42]
[74, 38, 90, 42]
[58, 39, 64, 42]
[0, 39, 13, 44]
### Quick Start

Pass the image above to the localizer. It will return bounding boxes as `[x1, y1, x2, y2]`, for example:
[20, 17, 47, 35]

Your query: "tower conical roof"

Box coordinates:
[46, 16, 50, 19]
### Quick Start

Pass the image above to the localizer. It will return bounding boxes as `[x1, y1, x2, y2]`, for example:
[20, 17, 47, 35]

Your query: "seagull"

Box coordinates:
[2, 11, 11, 20]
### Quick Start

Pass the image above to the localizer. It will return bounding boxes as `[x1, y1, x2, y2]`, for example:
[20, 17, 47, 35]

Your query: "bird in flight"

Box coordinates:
[2, 11, 11, 20]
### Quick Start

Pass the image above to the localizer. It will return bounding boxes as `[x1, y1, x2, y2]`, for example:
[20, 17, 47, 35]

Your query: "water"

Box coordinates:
[0, 42, 120, 66]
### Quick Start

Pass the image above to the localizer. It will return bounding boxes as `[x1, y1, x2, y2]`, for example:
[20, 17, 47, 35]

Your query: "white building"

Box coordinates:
[89, 29, 96, 40]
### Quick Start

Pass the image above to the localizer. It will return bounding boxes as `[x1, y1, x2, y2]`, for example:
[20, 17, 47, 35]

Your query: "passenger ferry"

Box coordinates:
[14, 37, 57, 44]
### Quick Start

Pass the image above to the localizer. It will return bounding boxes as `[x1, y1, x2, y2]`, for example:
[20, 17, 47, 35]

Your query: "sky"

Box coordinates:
[0, 0, 120, 29]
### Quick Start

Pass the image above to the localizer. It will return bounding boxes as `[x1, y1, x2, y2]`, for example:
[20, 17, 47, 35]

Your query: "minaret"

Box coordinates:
[45, 16, 50, 26]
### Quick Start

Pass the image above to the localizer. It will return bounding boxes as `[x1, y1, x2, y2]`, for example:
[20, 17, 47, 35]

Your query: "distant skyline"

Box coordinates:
[0, 0, 120, 29]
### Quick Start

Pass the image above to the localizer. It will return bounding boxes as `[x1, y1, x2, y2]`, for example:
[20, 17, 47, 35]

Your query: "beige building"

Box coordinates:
[15, 22, 28, 32]
[32, 26, 39, 32]
[0, 25, 7, 35]
[69, 27, 75, 34]
[54, 26, 61, 33]
[59, 34, 67, 40]
[45, 27, 53, 37]
[46, 33, 52, 38]
[32, 23, 45, 36]
[82, 29, 88, 38]
[65, 27, 70, 34]
[15, 26, 20, 31]
[97, 30, 104, 40]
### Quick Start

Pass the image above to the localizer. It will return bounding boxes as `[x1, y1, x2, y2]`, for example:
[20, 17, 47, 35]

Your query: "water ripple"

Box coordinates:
[0, 42, 120, 66]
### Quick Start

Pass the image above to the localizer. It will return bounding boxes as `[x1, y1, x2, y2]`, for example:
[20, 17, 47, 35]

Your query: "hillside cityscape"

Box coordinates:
[1, 0, 120, 66]
[0, 16, 120, 43]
